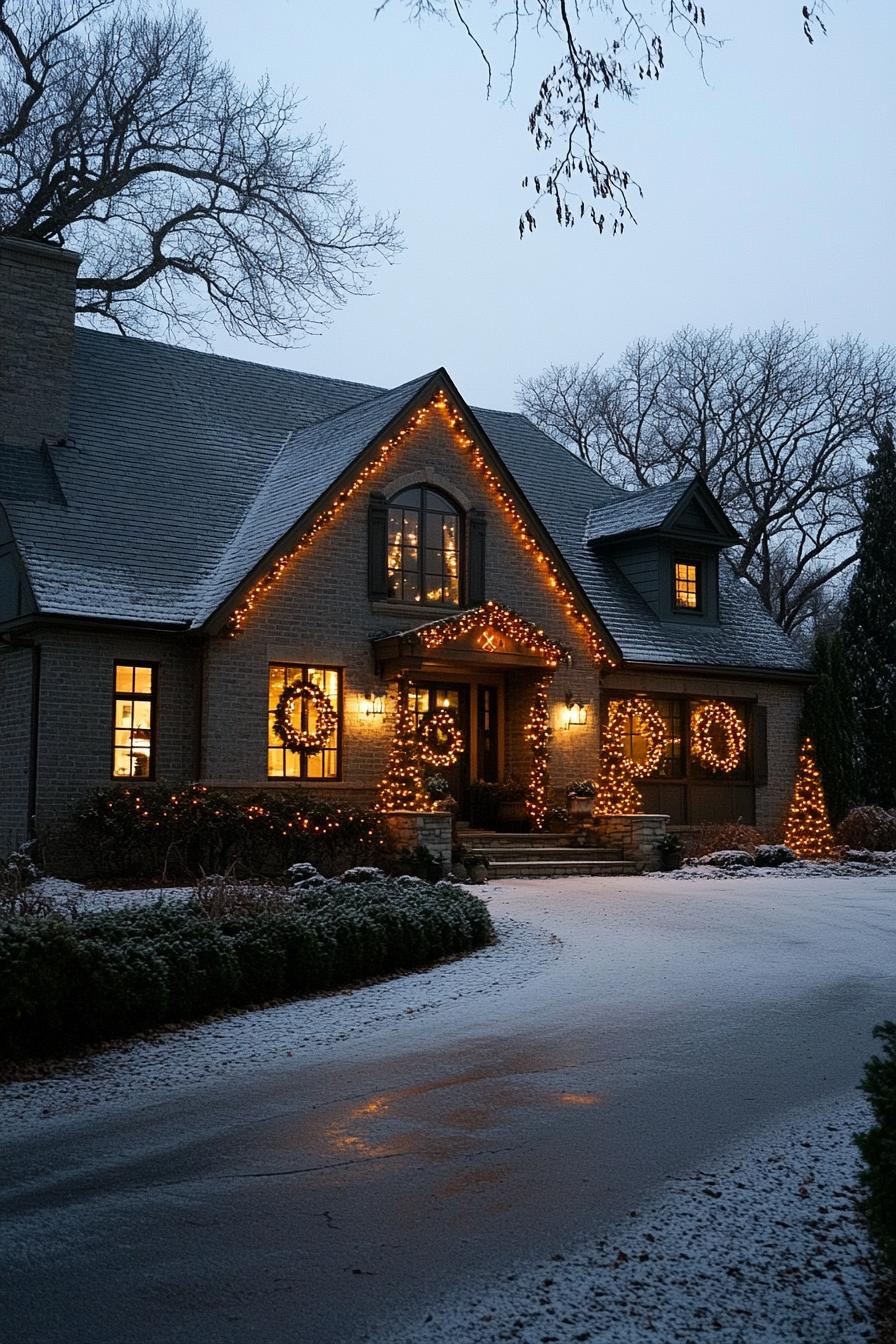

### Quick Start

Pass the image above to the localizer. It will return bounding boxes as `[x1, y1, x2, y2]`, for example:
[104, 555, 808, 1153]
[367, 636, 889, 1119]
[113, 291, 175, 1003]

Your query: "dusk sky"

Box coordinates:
[188, 1, 896, 410]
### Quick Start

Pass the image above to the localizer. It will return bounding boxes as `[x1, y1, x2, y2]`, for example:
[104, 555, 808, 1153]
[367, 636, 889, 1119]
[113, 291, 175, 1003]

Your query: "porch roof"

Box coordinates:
[372, 601, 571, 674]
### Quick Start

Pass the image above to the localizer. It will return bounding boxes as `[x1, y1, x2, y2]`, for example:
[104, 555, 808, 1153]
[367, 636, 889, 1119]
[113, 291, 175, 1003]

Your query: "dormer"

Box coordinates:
[585, 475, 740, 625]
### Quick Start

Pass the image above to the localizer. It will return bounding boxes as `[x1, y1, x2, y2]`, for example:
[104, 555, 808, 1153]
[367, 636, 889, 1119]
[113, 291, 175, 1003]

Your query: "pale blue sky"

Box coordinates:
[188, 0, 895, 410]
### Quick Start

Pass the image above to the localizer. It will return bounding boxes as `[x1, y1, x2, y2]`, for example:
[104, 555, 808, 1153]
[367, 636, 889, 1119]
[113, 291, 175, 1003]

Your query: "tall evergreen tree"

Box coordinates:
[801, 631, 858, 823]
[841, 423, 896, 808]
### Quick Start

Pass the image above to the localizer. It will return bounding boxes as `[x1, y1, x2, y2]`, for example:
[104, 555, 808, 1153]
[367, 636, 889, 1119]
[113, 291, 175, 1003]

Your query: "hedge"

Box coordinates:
[856, 1021, 896, 1271]
[0, 878, 493, 1060]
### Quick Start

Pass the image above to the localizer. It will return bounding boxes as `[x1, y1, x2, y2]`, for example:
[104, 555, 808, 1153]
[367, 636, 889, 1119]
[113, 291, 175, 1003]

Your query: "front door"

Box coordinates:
[409, 682, 471, 813]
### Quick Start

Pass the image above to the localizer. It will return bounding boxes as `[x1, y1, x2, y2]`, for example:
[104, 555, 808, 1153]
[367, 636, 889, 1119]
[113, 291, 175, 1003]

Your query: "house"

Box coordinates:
[0, 238, 810, 857]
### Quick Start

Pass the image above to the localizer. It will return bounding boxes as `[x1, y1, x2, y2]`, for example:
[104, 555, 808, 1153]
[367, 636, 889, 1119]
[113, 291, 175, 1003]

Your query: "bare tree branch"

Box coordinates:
[0, 0, 400, 342]
[519, 323, 896, 634]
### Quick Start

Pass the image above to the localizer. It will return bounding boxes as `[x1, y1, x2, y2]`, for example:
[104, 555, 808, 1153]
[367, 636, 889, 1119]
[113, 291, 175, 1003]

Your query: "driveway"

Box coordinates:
[2, 872, 895, 1343]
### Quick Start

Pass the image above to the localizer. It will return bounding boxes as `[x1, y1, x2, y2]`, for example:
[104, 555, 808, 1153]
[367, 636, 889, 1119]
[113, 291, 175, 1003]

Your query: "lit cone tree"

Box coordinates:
[375, 681, 430, 812]
[593, 709, 643, 815]
[783, 737, 835, 860]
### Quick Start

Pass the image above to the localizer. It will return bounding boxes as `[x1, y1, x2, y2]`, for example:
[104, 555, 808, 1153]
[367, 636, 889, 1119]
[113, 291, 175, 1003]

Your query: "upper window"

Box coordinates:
[387, 487, 460, 606]
[112, 663, 155, 778]
[673, 558, 702, 611]
[268, 663, 342, 780]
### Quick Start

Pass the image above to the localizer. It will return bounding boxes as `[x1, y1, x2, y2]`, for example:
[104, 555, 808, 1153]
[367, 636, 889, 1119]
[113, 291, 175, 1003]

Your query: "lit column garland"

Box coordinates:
[524, 673, 554, 831]
[225, 393, 613, 668]
[375, 679, 432, 813]
[592, 700, 644, 815]
[783, 737, 835, 860]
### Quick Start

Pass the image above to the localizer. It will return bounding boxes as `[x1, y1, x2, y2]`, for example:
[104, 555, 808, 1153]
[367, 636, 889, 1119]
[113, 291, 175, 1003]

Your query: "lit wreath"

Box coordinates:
[607, 696, 667, 778]
[273, 679, 339, 754]
[418, 707, 464, 767]
[691, 700, 746, 774]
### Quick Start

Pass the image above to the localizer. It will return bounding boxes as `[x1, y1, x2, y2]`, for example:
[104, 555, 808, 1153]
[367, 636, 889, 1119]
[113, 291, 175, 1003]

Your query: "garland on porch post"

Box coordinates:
[375, 679, 431, 813]
[525, 674, 554, 831]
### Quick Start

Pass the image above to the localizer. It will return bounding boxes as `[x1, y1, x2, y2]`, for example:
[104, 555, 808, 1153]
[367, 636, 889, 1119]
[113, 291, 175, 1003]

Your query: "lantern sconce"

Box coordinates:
[361, 689, 386, 718]
[562, 692, 589, 729]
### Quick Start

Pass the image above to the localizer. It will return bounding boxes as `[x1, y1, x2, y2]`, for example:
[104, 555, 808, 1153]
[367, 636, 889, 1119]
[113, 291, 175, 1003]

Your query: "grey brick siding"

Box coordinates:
[0, 645, 34, 852]
[0, 239, 78, 449]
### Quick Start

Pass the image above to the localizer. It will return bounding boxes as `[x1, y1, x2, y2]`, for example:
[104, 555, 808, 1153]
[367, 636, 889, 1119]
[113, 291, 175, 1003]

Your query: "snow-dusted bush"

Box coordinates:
[686, 822, 765, 858]
[0, 842, 56, 918]
[339, 866, 386, 883]
[0, 876, 493, 1059]
[689, 849, 754, 870]
[856, 1022, 896, 1272]
[754, 844, 797, 867]
[836, 806, 896, 853]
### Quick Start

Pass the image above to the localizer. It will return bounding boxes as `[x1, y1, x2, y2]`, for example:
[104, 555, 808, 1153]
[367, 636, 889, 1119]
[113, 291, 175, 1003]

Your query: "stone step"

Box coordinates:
[463, 830, 606, 848]
[486, 858, 640, 879]
[470, 845, 624, 863]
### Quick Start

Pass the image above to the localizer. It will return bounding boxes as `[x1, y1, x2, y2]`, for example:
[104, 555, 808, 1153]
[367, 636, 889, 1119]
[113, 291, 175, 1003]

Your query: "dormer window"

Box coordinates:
[673, 558, 702, 611]
[387, 487, 460, 606]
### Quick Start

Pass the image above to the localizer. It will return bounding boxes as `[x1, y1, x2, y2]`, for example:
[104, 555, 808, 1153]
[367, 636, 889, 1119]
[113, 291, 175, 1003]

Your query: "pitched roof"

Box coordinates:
[0, 327, 808, 672]
[584, 477, 694, 542]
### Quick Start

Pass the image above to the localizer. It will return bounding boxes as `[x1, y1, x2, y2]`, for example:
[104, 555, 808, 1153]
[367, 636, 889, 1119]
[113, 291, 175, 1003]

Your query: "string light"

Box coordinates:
[691, 700, 746, 774]
[418, 599, 569, 666]
[784, 737, 835, 860]
[226, 393, 614, 667]
[524, 674, 554, 831]
[592, 702, 645, 815]
[418, 707, 464, 767]
[607, 696, 667, 778]
[272, 679, 338, 754]
[375, 678, 433, 812]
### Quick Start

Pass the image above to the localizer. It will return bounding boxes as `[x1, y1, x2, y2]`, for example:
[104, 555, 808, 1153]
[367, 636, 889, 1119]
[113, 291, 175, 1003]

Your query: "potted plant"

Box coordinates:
[468, 780, 504, 829]
[546, 805, 570, 834]
[424, 774, 456, 814]
[566, 780, 596, 820]
[659, 832, 684, 871]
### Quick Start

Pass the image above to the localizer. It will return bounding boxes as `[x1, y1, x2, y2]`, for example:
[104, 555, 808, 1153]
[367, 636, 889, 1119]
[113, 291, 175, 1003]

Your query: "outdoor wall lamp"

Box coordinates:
[562, 693, 589, 728]
[361, 689, 386, 718]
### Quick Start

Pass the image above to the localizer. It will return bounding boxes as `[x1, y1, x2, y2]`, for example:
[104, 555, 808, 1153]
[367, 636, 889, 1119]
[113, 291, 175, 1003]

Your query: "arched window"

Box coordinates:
[387, 486, 461, 606]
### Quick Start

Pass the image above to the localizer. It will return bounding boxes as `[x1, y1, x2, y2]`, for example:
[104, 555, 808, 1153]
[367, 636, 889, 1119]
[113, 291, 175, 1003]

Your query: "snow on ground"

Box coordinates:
[373, 1092, 877, 1344]
[657, 857, 896, 881]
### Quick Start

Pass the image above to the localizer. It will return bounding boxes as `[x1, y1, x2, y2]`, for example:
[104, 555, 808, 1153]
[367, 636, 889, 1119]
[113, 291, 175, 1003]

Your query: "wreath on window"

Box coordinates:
[418, 707, 464, 767]
[273, 679, 338, 754]
[690, 700, 746, 774]
[607, 696, 667, 778]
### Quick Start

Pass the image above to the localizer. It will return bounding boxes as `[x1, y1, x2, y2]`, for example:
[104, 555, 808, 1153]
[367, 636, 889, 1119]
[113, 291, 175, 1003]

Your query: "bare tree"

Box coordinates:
[0, 0, 400, 341]
[519, 325, 896, 634]
[377, 1, 829, 237]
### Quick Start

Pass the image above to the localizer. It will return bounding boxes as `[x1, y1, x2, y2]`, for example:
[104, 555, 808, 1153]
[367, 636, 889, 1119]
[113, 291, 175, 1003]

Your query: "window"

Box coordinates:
[673, 558, 701, 610]
[611, 697, 684, 778]
[268, 664, 342, 779]
[112, 664, 156, 778]
[387, 487, 460, 605]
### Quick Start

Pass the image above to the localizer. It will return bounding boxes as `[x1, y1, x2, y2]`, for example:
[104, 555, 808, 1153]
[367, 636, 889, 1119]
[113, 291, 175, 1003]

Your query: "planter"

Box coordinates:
[496, 799, 530, 832]
[567, 795, 595, 820]
[660, 850, 683, 871]
[547, 817, 570, 835]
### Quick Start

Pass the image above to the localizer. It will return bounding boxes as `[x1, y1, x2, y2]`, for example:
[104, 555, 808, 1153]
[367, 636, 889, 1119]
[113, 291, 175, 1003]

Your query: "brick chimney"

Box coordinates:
[0, 236, 80, 449]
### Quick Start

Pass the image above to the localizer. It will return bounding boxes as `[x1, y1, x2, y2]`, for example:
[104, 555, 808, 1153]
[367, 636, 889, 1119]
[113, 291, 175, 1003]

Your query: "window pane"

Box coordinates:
[113, 748, 132, 777]
[115, 665, 134, 693]
[268, 748, 284, 778]
[133, 666, 153, 694]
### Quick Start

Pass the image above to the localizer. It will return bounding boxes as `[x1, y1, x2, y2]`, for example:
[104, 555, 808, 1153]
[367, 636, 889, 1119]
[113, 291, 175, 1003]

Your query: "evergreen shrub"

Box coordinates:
[856, 1022, 896, 1272]
[0, 877, 493, 1059]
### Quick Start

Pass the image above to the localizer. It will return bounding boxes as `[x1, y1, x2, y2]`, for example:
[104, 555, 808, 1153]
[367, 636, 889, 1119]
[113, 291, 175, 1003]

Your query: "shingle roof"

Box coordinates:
[0, 327, 808, 672]
[584, 477, 695, 542]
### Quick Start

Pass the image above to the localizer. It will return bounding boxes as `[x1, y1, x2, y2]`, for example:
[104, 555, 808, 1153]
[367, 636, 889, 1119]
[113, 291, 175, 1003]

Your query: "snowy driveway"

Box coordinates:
[2, 872, 895, 1343]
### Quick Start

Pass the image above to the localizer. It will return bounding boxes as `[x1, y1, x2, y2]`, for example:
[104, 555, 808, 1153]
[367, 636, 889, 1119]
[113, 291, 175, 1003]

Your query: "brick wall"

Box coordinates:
[601, 667, 804, 838]
[0, 645, 34, 852]
[201, 410, 604, 806]
[33, 628, 198, 833]
[0, 238, 79, 449]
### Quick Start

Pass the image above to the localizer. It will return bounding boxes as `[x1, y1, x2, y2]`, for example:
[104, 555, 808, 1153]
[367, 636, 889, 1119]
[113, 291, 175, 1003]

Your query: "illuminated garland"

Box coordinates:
[417, 599, 569, 666]
[226, 393, 613, 667]
[375, 679, 432, 812]
[784, 737, 835, 860]
[691, 700, 746, 774]
[418, 708, 464, 767]
[593, 704, 643, 815]
[273, 680, 338, 754]
[607, 696, 666, 779]
[525, 674, 554, 830]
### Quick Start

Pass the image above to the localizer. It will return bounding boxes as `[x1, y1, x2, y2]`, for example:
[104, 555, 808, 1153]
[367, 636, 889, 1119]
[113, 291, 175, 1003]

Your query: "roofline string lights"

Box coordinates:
[225, 392, 614, 667]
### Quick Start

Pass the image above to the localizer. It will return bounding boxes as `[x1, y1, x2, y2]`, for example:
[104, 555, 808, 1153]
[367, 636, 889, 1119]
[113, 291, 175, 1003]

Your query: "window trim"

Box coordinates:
[266, 663, 344, 782]
[111, 661, 158, 781]
[386, 485, 464, 608]
[672, 555, 703, 613]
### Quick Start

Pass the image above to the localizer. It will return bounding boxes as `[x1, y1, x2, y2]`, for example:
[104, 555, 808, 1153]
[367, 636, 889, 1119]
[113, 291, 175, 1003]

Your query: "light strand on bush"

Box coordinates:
[225, 393, 613, 667]
[376, 680, 432, 812]
[524, 674, 554, 830]
[593, 700, 644, 815]
[784, 737, 835, 860]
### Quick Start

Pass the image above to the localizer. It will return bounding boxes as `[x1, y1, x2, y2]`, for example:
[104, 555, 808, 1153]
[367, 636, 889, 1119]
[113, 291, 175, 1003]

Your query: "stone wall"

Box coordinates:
[594, 813, 669, 872]
[381, 810, 453, 872]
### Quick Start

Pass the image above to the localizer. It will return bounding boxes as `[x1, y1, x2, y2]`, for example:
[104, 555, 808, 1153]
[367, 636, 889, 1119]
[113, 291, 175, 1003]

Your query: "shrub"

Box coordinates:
[0, 877, 493, 1059]
[48, 783, 394, 882]
[856, 1022, 896, 1273]
[686, 821, 766, 858]
[754, 844, 797, 867]
[836, 806, 896, 853]
[689, 849, 754, 869]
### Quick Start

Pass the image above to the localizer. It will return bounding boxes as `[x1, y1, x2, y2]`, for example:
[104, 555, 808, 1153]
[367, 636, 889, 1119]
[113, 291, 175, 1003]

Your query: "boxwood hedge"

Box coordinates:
[0, 878, 493, 1060]
[856, 1021, 896, 1272]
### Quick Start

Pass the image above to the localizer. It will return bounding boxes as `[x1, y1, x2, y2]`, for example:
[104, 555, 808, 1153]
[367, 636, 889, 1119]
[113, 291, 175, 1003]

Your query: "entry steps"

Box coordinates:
[462, 830, 640, 880]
